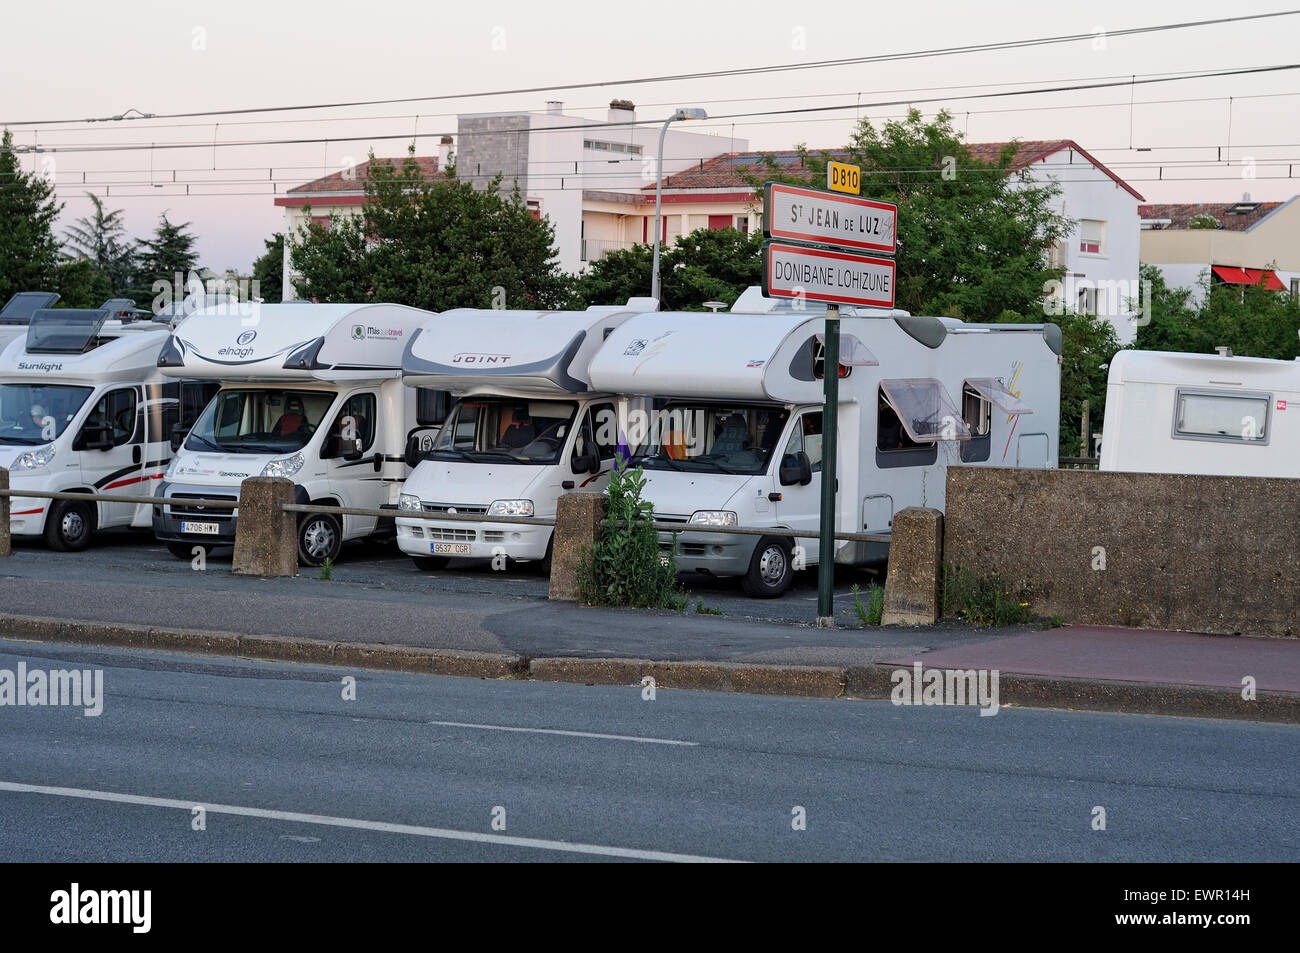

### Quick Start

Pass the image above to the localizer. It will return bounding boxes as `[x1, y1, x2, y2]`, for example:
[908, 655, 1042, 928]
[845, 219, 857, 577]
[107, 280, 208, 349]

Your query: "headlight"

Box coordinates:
[398, 493, 421, 512]
[13, 445, 56, 471]
[261, 452, 305, 478]
[689, 510, 737, 526]
[488, 499, 534, 517]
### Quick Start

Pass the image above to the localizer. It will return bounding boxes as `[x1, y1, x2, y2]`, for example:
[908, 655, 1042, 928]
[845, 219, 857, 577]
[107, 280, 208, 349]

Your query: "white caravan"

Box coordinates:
[395, 299, 657, 571]
[154, 302, 446, 565]
[1099, 348, 1299, 478]
[0, 305, 212, 550]
[588, 290, 1062, 596]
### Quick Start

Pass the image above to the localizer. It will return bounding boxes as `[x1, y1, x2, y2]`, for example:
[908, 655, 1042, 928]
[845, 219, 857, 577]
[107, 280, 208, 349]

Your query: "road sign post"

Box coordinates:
[760, 171, 896, 626]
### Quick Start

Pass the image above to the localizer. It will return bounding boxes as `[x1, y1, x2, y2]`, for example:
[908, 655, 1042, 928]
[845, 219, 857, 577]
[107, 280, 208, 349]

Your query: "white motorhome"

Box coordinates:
[587, 290, 1062, 596]
[395, 300, 656, 571]
[0, 305, 212, 550]
[153, 302, 446, 565]
[1099, 348, 1298, 478]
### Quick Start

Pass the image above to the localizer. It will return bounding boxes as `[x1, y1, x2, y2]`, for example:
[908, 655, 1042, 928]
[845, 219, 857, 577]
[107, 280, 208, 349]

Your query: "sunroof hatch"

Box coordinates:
[26, 308, 113, 353]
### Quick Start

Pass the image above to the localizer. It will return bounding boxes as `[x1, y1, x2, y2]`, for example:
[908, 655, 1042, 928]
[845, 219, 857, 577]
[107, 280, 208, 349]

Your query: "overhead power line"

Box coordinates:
[4, 10, 1297, 127]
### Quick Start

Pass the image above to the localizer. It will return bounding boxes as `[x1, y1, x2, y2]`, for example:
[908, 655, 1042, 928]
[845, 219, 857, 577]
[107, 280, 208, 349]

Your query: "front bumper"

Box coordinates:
[152, 479, 308, 545]
[657, 529, 756, 577]
[395, 516, 551, 561]
[7, 494, 49, 537]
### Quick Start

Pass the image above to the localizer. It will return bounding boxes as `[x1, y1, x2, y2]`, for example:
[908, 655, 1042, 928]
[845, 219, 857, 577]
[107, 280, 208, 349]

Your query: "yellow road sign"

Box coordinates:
[827, 161, 861, 195]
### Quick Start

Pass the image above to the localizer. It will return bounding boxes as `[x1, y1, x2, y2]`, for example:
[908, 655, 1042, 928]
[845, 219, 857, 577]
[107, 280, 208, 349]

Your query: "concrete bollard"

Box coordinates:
[881, 507, 944, 626]
[232, 477, 299, 577]
[0, 468, 10, 558]
[548, 491, 608, 601]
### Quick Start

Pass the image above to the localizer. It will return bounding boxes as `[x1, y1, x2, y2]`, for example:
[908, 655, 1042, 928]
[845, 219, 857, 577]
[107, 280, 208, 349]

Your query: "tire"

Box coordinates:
[740, 536, 794, 598]
[411, 555, 450, 572]
[166, 541, 208, 561]
[44, 499, 94, 552]
[297, 511, 342, 567]
[536, 535, 554, 577]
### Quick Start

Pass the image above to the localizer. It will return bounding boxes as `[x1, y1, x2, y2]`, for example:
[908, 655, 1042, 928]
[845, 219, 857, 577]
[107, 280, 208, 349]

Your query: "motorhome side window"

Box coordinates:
[962, 385, 991, 437]
[782, 413, 824, 473]
[877, 391, 927, 452]
[81, 388, 138, 447]
[328, 393, 377, 455]
[588, 402, 618, 458]
[0, 383, 93, 443]
[186, 389, 333, 454]
[160, 381, 220, 434]
[416, 387, 451, 426]
[634, 404, 789, 476]
[1174, 390, 1269, 443]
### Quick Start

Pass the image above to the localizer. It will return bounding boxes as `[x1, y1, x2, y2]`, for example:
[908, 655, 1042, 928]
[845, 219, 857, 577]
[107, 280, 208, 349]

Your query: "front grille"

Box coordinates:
[680, 544, 708, 556]
[168, 493, 237, 520]
[428, 528, 476, 542]
[421, 502, 488, 515]
[654, 513, 690, 524]
[483, 531, 505, 543]
[409, 526, 424, 539]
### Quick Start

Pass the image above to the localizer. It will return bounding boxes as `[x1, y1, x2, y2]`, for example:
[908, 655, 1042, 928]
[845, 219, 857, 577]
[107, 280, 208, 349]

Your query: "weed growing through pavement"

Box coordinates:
[577, 465, 682, 609]
[693, 598, 726, 616]
[941, 564, 1033, 626]
[318, 557, 334, 581]
[850, 582, 884, 626]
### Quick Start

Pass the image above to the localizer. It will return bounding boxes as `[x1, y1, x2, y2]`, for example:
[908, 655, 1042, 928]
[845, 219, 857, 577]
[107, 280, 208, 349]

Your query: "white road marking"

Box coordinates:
[426, 719, 698, 746]
[0, 781, 743, 863]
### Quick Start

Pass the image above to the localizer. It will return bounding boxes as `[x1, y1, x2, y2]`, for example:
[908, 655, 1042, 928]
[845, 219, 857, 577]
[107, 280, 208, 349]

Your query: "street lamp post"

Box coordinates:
[651, 107, 707, 304]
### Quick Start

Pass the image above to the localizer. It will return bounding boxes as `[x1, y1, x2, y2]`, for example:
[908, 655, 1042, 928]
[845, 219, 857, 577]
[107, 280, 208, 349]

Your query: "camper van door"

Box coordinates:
[77, 384, 143, 526]
[773, 409, 823, 564]
[324, 389, 382, 535]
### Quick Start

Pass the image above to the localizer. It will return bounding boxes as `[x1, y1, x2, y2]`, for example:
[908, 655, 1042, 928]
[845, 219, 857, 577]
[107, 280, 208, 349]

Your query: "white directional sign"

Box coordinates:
[763, 183, 897, 254]
[762, 241, 896, 309]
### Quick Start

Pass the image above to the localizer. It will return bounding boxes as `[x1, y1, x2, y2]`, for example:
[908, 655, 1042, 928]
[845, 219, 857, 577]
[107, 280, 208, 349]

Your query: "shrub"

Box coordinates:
[851, 582, 884, 626]
[576, 465, 682, 609]
[941, 564, 1032, 627]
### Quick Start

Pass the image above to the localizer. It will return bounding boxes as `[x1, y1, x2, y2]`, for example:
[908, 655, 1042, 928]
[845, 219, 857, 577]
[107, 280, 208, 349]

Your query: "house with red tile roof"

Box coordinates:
[598, 139, 1145, 339]
[1139, 196, 1300, 305]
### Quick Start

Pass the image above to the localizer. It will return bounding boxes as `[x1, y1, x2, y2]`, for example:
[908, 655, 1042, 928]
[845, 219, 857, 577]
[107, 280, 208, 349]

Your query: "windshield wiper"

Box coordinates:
[0, 435, 46, 446]
[638, 454, 684, 471]
[186, 434, 224, 452]
[432, 447, 475, 461]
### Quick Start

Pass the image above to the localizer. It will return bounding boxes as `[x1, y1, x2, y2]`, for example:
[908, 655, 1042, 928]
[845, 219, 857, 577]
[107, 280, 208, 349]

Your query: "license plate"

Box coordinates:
[433, 543, 471, 555]
[181, 521, 220, 536]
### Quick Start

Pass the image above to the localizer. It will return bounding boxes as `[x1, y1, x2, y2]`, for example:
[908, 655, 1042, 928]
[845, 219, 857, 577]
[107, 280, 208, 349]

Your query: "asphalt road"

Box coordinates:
[0, 530, 1014, 666]
[2, 639, 1297, 862]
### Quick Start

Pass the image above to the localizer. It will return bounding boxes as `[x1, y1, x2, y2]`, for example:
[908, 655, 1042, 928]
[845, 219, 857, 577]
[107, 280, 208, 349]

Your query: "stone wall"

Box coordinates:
[944, 467, 1300, 637]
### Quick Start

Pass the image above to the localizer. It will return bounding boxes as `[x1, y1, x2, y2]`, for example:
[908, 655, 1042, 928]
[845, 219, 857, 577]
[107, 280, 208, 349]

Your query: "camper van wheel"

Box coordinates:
[166, 541, 207, 561]
[411, 556, 450, 572]
[297, 512, 342, 566]
[741, 536, 794, 598]
[45, 499, 94, 552]
[537, 537, 554, 576]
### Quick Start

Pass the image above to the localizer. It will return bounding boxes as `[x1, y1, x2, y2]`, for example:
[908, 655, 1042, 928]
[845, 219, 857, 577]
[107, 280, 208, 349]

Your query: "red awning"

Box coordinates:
[1211, 265, 1286, 290]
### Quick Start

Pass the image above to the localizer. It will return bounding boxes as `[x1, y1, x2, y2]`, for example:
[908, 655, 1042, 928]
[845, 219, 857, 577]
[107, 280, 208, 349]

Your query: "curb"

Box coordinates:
[2, 613, 1297, 722]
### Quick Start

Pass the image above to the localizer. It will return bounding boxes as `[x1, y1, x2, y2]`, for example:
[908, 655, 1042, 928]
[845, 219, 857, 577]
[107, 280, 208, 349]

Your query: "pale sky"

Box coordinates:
[3, 0, 1297, 274]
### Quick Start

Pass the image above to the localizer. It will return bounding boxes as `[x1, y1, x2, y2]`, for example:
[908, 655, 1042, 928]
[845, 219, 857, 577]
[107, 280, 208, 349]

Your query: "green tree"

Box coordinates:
[129, 212, 199, 307]
[63, 192, 135, 295]
[53, 257, 112, 308]
[251, 232, 285, 303]
[0, 128, 63, 305]
[1054, 309, 1121, 458]
[569, 226, 762, 310]
[744, 109, 1071, 320]
[291, 151, 570, 310]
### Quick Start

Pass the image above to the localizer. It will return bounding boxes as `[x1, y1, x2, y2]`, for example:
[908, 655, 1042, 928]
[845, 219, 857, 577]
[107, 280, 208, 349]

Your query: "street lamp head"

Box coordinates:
[674, 107, 708, 121]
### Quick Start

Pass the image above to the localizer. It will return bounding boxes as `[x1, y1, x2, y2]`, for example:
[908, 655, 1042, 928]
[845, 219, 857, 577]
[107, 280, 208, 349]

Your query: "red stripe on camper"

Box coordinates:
[103, 473, 165, 491]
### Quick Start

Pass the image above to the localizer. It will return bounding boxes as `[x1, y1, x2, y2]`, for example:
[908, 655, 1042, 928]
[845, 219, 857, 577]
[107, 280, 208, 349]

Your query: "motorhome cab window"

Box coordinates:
[432, 397, 578, 465]
[1174, 390, 1269, 443]
[782, 413, 824, 472]
[327, 393, 377, 455]
[0, 383, 92, 443]
[80, 388, 137, 447]
[636, 404, 789, 476]
[186, 389, 334, 454]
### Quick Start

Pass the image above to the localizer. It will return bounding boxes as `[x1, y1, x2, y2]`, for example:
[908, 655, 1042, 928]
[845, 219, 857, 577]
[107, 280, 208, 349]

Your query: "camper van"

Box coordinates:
[0, 304, 212, 550]
[587, 290, 1062, 597]
[395, 300, 657, 571]
[153, 302, 446, 565]
[1099, 348, 1299, 478]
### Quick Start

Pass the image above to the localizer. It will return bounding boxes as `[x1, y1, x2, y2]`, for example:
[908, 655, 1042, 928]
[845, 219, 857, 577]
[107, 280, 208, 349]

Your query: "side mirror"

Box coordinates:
[341, 436, 364, 462]
[572, 443, 601, 474]
[80, 423, 114, 452]
[170, 422, 188, 452]
[779, 451, 813, 487]
[404, 433, 423, 469]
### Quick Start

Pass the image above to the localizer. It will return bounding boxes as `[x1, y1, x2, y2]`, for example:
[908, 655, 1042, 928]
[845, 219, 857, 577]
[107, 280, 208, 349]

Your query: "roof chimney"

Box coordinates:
[607, 99, 636, 124]
[1243, 191, 1251, 202]
[437, 135, 453, 171]
[546, 101, 563, 115]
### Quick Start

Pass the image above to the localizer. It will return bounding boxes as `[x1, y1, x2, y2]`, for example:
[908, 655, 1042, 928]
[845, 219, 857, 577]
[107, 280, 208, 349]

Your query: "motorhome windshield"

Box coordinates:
[0, 383, 93, 445]
[634, 403, 790, 475]
[432, 397, 578, 465]
[185, 388, 334, 454]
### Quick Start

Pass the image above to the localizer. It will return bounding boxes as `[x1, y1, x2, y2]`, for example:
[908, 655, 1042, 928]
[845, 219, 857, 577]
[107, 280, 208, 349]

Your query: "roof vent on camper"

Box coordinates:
[0, 291, 60, 324]
[26, 308, 112, 353]
[1215, 346, 1233, 357]
[703, 301, 727, 312]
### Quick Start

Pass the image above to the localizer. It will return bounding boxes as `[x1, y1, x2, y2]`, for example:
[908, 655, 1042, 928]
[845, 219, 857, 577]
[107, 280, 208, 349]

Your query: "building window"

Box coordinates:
[583, 140, 643, 156]
[1079, 219, 1105, 256]
[310, 215, 330, 231]
[734, 216, 750, 235]
[1291, 277, 1299, 299]
[1077, 285, 1097, 315]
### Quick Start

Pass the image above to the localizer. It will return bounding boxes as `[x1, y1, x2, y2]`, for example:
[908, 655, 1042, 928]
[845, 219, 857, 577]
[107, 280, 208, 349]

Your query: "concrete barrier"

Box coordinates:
[232, 478, 299, 577]
[945, 467, 1300, 637]
[0, 468, 9, 558]
[881, 507, 943, 626]
[548, 491, 607, 601]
